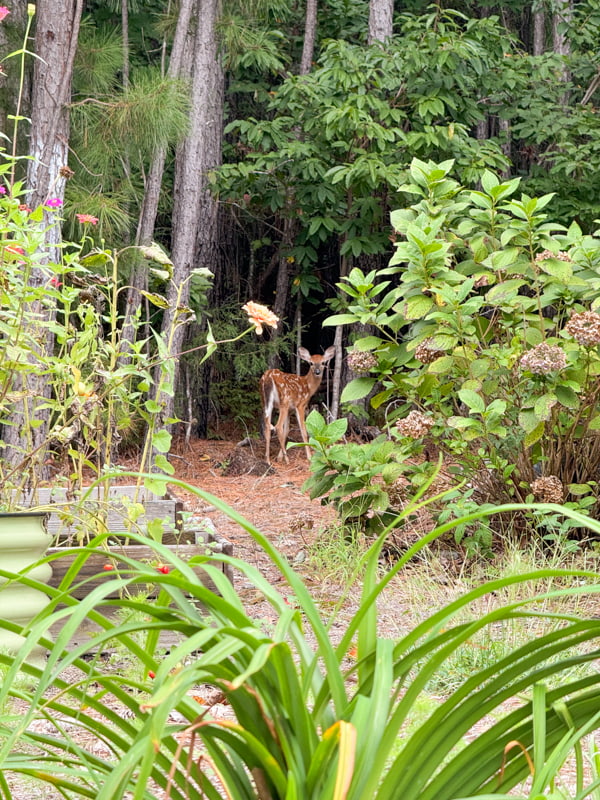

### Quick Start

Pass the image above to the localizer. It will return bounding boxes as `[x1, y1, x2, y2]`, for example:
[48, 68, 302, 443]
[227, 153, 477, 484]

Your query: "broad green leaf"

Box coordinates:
[536, 258, 573, 282]
[534, 393, 557, 421]
[555, 385, 579, 409]
[458, 389, 486, 414]
[404, 294, 434, 320]
[152, 429, 172, 453]
[485, 280, 525, 305]
[341, 377, 376, 403]
[428, 356, 455, 374]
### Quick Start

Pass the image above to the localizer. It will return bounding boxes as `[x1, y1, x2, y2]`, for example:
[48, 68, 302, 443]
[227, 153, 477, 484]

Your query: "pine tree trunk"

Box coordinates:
[299, 0, 317, 75]
[1, 0, 83, 476]
[533, 8, 545, 55]
[120, 0, 196, 353]
[151, 0, 224, 438]
[26, 0, 83, 229]
[553, 0, 572, 95]
[368, 0, 393, 44]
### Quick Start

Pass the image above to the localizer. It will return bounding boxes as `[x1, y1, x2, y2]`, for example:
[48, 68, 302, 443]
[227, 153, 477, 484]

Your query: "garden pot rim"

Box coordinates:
[0, 510, 50, 517]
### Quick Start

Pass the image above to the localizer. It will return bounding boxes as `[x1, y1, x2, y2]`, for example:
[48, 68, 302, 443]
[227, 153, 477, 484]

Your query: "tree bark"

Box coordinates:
[552, 0, 572, 94]
[368, 0, 393, 44]
[299, 0, 317, 75]
[1, 0, 83, 475]
[152, 0, 224, 434]
[26, 0, 83, 231]
[120, 0, 196, 355]
[533, 7, 545, 55]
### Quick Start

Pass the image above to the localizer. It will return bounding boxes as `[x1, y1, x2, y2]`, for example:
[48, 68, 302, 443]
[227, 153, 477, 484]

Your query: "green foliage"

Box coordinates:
[2, 478, 600, 798]
[319, 157, 600, 537]
[303, 410, 433, 533]
[217, 10, 514, 273]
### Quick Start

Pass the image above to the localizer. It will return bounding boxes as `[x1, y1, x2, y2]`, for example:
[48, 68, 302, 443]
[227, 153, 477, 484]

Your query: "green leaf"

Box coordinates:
[341, 377, 376, 403]
[138, 241, 173, 267]
[534, 393, 557, 421]
[403, 295, 434, 320]
[536, 258, 573, 282]
[428, 333, 458, 350]
[326, 418, 349, 442]
[555, 385, 579, 409]
[80, 251, 111, 268]
[458, 389, 486, 415]
[152, 429, 172, 453]
[324, 314, 360, 327]
[485, 280, 525, 305]
[524, 420, 546, 446]
[140, 291, 170, 309]
[153, 453, 175, 475]
[427, 356, 455, 374]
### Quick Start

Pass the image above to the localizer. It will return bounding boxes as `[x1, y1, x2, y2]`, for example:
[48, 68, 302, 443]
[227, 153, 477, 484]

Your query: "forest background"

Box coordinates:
[1, 0, 599, 446]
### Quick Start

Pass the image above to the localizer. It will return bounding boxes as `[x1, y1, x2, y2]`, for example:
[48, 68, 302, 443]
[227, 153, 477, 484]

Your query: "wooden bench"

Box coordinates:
[18, 486, 234, 598]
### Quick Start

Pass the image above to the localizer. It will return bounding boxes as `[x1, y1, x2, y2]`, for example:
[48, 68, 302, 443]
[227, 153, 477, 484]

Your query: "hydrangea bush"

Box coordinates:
[309, 159, 600, 545]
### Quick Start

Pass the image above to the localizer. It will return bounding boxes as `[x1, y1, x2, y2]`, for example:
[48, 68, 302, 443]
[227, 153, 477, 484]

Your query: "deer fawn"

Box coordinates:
[260, 346, 336, 464]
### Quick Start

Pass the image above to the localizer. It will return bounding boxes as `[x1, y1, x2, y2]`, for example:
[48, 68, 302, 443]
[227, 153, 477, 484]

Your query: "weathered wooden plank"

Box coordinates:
[48, 535, 233, 599]
[15, 485, 184, 541]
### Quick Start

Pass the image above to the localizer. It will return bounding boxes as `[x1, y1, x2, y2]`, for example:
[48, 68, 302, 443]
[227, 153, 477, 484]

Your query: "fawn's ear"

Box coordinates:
[322, 346, 336, 362]
[298, 347, 311, 362]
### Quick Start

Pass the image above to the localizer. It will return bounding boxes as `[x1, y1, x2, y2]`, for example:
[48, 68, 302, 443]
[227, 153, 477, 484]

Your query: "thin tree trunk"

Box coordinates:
[330, 253, 350, 421]
[151, 0, 224, 438]
[368, 0, 393, 44]
[299, 0, 317, 75]
[119, 0, 195, 355]
[553, 0, 572, 96]
[533, 7, 545, 55]
[499, 117, 511, 178]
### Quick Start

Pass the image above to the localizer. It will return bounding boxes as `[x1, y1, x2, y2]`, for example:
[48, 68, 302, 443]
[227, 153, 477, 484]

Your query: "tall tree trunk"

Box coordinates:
[368, 0, 393, 44]
[533, 7, 545, 55]
[120, 0, 195, 355]
[151, 0, 224, 437]
[552, 0, 572, 95]
[299, 0, 317, 75]
[2, 0, 83, 474]
[26, 0, 83, 231]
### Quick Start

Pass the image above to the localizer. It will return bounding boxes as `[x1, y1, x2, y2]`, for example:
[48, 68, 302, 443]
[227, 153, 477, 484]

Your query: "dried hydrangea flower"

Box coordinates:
[347, 350, 378, 374]
[565, 310, 600, 347]
[396, 410, 434, 439]
[530, 475, 564, 504]
[414, 338, 445, 364]
[534, 249, 572, 263]
[519, 342, 567, 374]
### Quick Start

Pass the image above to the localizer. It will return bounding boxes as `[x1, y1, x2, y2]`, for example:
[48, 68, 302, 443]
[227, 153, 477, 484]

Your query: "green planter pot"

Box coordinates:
[0, 511, 52, 662]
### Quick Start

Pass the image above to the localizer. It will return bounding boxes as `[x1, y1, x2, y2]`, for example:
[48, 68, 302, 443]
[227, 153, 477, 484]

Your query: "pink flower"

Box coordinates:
[50, 276, 61, 287]
[76, 213, 99, 225]
[0, 187, 6, 195]
[46, 197, 63, 208]
[19, 204, 31, 212]
[0, 8, 10, 22]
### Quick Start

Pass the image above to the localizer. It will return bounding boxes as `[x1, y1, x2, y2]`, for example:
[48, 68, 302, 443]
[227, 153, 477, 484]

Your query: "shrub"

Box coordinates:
[320, 157, 600, 538]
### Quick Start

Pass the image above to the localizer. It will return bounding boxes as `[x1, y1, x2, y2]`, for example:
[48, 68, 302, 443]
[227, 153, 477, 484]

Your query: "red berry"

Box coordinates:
[103, 564, 114, 571]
